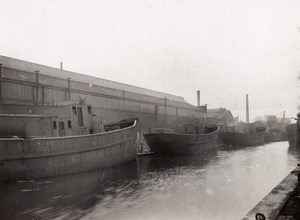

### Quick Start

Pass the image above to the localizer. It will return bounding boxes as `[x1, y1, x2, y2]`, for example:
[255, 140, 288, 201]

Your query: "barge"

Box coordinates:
[143, 126, 219, 155]
[0, 101, 138, 182]
[219, 121, 265, 147]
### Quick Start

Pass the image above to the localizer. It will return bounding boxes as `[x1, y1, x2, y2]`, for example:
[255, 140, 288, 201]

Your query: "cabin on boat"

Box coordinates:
[26, 101, 103, 139]
[0, 114, 43, 138]
[0, 100, 109, 139]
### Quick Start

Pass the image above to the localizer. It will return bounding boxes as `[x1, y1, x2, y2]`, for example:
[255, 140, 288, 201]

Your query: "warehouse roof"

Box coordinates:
[0, 55, 186, 103]
[207, 108, 228, 113]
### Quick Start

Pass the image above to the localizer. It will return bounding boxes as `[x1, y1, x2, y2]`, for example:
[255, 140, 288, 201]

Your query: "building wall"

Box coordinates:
[0, 65, 207, 133]
[207, 109, 234, 127]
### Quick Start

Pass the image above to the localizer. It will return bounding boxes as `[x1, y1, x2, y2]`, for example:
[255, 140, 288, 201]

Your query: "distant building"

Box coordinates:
[267, 115, 277, 122]
[233, 116, 239, 124]
[278, 117, 291, 126]
[266, 115, 291, 132]
[206, 108, 235, 128]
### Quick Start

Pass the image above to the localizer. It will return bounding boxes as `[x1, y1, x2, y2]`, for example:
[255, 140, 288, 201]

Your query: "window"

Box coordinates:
[72, 106, 77, 115]
[87, 106, 92, 114]
[155, 105, 158, 115]
[68, 120, 72, 129]
[77, 107, 84, 126]
[53, 121, 57, 129]
[59, 122, 65, 131]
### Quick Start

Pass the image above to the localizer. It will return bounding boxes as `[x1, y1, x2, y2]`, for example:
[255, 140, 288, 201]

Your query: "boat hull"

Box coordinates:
[219, 132, 265, 146]
[264, 131, 286, 143]
[0, 120, 138, 182]
[286, 124, 296, 147]
[143, 128, 219, 155]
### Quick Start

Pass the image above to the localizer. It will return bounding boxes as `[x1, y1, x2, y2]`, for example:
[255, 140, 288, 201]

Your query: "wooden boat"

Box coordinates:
[0, 102, 138, 182]
[219, 131, 265, 146]
[143, 126, 219, 155]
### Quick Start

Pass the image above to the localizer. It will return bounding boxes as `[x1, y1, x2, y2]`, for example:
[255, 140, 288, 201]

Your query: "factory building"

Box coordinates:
[206, 108, 235, 129]
[0, 55, 207, 134]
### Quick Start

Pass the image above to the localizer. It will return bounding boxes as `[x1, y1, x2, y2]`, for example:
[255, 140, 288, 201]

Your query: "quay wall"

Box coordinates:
[0, 56, 206, 134]
[242, 166, 300, 220]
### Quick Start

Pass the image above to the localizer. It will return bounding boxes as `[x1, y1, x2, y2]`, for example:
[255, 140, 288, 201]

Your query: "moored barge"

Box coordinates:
[219, 121, 266, 146]
[219, 131, 265, 146]
[143, 126, 219, 155]
[0, 102, 138, 182]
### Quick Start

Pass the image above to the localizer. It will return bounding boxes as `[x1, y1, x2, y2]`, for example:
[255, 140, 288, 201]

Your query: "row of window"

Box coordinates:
[53, 120, 72, 130]
[72, 106, 92, 115]
[52, 120, 94, 134]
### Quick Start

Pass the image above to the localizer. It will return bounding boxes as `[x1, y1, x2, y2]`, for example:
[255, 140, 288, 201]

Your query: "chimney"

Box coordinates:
[246, 94, 249, 123]
[60, 62, 63, 70]
[197, 90, 200, 107]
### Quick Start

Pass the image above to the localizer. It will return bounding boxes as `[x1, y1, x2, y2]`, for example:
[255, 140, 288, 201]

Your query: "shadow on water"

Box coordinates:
[0, 160, 139, 220]
[1, 143, 300, 220]
[216, 143, 267, 152]
[137, 151, 217, 173]
[0, 152, 218, 220]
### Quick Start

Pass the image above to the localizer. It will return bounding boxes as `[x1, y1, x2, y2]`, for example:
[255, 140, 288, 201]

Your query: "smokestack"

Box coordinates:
[246, 94, 249, 123]
[60, 62, 63, 70]
[197, 90, 200, 107]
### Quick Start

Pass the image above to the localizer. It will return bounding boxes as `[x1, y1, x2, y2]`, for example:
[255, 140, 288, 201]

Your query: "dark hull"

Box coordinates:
[286, 124, 296, 147]
[143, 128, 219, 155]
[219, 132, 264, 146]
[0, 120, 138, 182]
[264, 132, 286, 143]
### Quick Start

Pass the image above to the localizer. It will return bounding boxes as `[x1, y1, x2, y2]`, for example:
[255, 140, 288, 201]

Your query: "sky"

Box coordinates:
[0, 0, 299, 122]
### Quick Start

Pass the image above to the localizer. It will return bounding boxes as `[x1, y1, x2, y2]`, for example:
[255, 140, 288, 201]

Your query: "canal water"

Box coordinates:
[1, 141, 300, 220]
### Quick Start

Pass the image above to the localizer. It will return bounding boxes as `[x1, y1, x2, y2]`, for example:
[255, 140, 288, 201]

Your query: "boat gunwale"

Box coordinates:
[144, 126, 220, 137]
[219, 131, 265, 138]
[0, 119, 137, 142]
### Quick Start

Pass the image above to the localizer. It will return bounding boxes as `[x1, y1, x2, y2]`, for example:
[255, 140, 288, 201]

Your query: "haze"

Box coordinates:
[0, 0, 299, 121]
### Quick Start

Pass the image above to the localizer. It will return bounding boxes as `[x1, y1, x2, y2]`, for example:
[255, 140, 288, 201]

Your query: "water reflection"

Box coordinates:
[0, 161, 138, 220]
[1, 142, 300, 220]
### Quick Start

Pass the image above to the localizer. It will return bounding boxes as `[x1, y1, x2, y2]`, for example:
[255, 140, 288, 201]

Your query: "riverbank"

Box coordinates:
[242, 165, 300, 220]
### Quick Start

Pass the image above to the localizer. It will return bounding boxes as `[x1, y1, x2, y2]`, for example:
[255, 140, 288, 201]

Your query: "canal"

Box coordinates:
[1, 141, 299, 220]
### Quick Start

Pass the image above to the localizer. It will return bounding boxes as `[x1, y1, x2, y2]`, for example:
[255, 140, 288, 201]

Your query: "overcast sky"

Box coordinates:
[1, 0, 299, 122]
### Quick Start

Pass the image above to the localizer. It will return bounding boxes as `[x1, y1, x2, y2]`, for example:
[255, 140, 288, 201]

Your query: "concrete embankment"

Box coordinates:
[242, 165, 300, 220]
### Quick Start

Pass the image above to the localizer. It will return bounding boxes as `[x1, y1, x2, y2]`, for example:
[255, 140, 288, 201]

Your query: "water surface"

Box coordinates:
[1, 142, 299, 220]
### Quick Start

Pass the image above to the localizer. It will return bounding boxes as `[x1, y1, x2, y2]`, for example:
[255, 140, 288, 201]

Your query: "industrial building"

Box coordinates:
[206, 108, 235, 129]
[0, 55, 207, 135]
